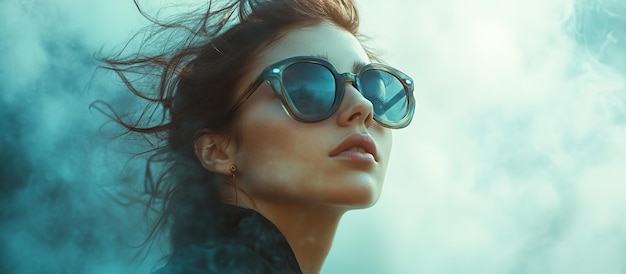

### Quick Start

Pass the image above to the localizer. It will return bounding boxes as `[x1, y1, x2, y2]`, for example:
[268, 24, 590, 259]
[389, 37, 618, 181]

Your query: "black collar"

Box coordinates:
[155, 205, 302, 274]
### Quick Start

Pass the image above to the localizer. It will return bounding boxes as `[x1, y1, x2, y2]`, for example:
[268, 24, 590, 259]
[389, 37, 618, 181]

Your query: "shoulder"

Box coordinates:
[154, 206, 301, 274]
[154, 241, 276, 274]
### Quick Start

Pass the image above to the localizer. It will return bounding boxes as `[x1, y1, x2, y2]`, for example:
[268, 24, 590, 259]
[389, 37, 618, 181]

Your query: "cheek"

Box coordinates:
[234, 99, 325, 191]
[238, 128, 328, 200]
[376, 127, 393, 170]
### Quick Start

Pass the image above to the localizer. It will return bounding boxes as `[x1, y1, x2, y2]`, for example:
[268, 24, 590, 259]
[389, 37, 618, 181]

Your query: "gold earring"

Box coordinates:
[229, 164, 237, 178]
[229, 164, 239, 204]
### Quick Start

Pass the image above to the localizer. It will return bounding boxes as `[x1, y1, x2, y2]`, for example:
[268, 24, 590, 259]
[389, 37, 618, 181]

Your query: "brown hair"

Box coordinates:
[98, 0, 374, 251]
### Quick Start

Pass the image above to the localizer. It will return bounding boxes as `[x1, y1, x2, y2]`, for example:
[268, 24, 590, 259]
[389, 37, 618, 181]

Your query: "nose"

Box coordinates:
[336, 80, 374, 128]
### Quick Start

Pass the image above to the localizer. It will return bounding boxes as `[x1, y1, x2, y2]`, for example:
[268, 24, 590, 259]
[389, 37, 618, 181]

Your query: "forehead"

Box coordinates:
[252, 22, 371, 76]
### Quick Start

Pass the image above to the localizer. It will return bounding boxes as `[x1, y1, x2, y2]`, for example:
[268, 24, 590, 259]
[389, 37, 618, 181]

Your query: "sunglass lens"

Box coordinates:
[360, 70, 408, 123]
[282, 63, 336, 120]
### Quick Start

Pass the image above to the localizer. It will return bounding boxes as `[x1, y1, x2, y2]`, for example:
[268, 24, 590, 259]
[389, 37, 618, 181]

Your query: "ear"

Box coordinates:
[194, 130, 236, 176]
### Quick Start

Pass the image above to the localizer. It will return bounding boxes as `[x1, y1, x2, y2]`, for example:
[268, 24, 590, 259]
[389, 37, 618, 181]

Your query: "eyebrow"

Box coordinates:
[314, 54, 368, 72]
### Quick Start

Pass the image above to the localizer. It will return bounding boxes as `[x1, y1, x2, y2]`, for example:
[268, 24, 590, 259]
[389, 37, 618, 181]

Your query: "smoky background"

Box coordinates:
[1, 0, 625, 273]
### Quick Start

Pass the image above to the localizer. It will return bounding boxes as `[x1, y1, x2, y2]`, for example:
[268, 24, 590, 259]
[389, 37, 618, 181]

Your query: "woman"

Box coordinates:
[101, 0, 414, 273]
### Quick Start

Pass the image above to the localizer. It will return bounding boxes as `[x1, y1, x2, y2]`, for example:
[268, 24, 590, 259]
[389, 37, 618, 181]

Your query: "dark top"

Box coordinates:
[154, 205, 302, 274]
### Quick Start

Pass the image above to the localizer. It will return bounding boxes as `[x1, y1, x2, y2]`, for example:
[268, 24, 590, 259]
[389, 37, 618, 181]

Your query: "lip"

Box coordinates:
[329, 133, 379, 162]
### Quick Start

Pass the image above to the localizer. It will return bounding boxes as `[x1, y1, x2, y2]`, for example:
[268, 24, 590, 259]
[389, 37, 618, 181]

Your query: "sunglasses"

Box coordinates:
[229, 56, 415, 129]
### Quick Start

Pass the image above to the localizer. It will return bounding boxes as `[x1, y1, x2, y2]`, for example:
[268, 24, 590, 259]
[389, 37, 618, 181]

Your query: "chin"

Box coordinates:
[323, 181, 383, 209]
[346, 193, 381, 209]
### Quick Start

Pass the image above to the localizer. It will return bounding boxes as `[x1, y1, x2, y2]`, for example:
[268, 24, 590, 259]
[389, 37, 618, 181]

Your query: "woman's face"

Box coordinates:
[233, 22, 392, 209]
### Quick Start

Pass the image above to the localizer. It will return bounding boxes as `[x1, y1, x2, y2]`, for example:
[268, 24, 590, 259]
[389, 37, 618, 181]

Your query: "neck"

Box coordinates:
[253, 199, 346, 274]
